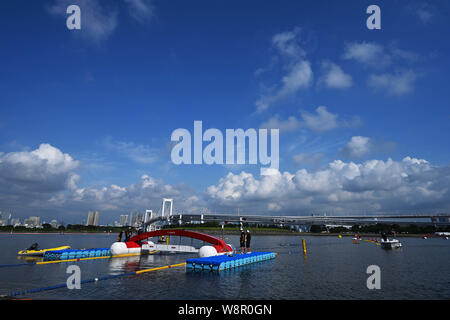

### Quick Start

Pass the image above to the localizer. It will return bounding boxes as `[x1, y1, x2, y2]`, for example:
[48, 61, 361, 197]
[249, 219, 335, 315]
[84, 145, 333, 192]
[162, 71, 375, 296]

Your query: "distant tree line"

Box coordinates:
[2, 222, 448, 234]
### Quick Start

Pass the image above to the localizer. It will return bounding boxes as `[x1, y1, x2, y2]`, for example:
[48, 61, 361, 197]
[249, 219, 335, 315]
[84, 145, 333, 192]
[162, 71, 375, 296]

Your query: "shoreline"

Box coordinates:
[0, 230, 429, 238]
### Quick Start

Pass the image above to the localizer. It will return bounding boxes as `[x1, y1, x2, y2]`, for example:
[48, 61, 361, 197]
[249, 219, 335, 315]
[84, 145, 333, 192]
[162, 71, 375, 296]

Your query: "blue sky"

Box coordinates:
[1, 0, 450, 224]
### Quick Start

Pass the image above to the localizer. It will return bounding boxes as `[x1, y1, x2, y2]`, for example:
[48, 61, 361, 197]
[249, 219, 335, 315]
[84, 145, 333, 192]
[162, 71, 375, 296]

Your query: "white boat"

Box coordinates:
[380, 238, 402, 249]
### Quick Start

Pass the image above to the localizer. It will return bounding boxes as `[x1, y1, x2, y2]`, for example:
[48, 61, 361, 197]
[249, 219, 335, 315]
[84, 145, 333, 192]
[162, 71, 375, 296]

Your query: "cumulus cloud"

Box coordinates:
[318, 61, 353, 89]
[206, 157, 450, 214]
[339, 136, 372, 159]
[0, 144, 80, 216]
[343, 41, 390, 68]
[342, 41, 420, 95]
[271, 27, 305, 58]
[3, 144, 450, 219]
[260, 106, 352, 134]
[343, 41, 419, 68]
[50, 174, 204, 218]
[0, 144, 80, 194]
[368, 70, 417, 96]
[300, 106, 338, 133]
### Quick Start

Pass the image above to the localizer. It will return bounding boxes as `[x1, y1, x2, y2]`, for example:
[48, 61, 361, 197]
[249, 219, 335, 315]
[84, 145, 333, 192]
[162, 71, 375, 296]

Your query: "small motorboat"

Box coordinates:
[380, 238, 402, 249]
[379, 232, 402, 249]
[18, 243, 71, 256]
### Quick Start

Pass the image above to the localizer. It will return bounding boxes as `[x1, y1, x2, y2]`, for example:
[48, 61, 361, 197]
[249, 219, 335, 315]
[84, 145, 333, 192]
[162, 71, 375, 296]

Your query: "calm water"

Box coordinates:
[0, 233, 449, 299]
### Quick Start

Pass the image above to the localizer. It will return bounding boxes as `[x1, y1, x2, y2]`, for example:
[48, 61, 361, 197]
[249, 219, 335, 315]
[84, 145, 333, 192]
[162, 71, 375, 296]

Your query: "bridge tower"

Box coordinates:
[161, 198, 173, 219]
[144, 210, 153, 222]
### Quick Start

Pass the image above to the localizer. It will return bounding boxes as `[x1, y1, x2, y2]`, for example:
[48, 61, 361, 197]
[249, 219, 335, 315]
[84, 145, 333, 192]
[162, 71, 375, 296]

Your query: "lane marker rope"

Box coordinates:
[8, 261, 186, 297]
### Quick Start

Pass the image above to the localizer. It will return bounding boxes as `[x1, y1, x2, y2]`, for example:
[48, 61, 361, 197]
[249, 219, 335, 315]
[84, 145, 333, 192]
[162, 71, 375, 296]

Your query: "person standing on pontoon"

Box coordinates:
[245, 230, 252, 253]
[240, 229, 246, 253]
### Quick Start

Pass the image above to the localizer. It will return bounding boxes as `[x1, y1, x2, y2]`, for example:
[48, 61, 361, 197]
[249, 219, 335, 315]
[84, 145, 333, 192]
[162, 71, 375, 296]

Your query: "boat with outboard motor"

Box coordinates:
[380, 238, 402, 249]
[379, 232, 402, 249]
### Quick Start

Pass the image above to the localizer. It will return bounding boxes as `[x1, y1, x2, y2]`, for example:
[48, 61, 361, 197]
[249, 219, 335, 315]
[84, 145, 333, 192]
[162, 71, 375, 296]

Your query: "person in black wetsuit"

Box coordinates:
[124, 227, 132, 242]
[240, 230, 246, 253]
[27, 243, 39, 251]
[245, 230, 251, 253]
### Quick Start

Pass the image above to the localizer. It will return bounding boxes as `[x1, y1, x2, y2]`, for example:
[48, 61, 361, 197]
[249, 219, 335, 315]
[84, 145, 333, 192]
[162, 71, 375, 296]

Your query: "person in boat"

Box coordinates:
[135, 228, 143, 246]
[245, 230, 251, 253]
[381, 232, 388, 241]
[27, 243, 39, 251]
[239, 230, 246, 253]
[117, 230, 123, 242]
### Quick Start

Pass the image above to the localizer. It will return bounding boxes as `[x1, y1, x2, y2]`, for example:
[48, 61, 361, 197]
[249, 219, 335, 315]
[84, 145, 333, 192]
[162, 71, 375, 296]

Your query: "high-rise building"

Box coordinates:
[0, 211, 12, 226]
[24, 216, 40, 228]
[129, 212, 137, 227]
[120, 215, 128, 226]
[86, 211, 100, 226]
[50, 220, 59, 228]
[137, 213, 144, 226]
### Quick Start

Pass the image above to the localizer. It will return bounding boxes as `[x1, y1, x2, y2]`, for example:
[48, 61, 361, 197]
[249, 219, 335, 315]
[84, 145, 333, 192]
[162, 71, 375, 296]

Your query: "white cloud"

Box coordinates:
[368, 70, 417, 96]
[292, 152, 324, 166]
[343, 41, 390, 68]
[260, 114, 301, 132]
[103, 137, 160, 164]
[256, 60, 313, 112]
[3, 144, 450, 219]
[0, 144, 80, 192]
[255, 27, 313, 112]
[300, 106, 338, 133]
[206, 157, 450, 214]
[260, 106, 348, 134]
[406, 2, 436, 25]
[271, 27, 305, 58]
[339, 136, 372, 158]
[124, 0, 155, 24]
[416, 8, 433, 24]
[319, 61, 353, 89]
[60, 174, 203, 215]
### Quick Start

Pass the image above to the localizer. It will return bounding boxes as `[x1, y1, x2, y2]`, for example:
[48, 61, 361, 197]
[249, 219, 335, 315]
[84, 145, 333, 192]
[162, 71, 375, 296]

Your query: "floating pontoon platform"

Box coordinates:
[186, 252, 276, 271]
[44, 248, 111, 261]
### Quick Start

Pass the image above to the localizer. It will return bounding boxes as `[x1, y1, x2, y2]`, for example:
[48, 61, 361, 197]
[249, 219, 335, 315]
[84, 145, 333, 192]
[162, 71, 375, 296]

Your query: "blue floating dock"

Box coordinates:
[43, 248, 111, 261]
[186, 252, 275, 271]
